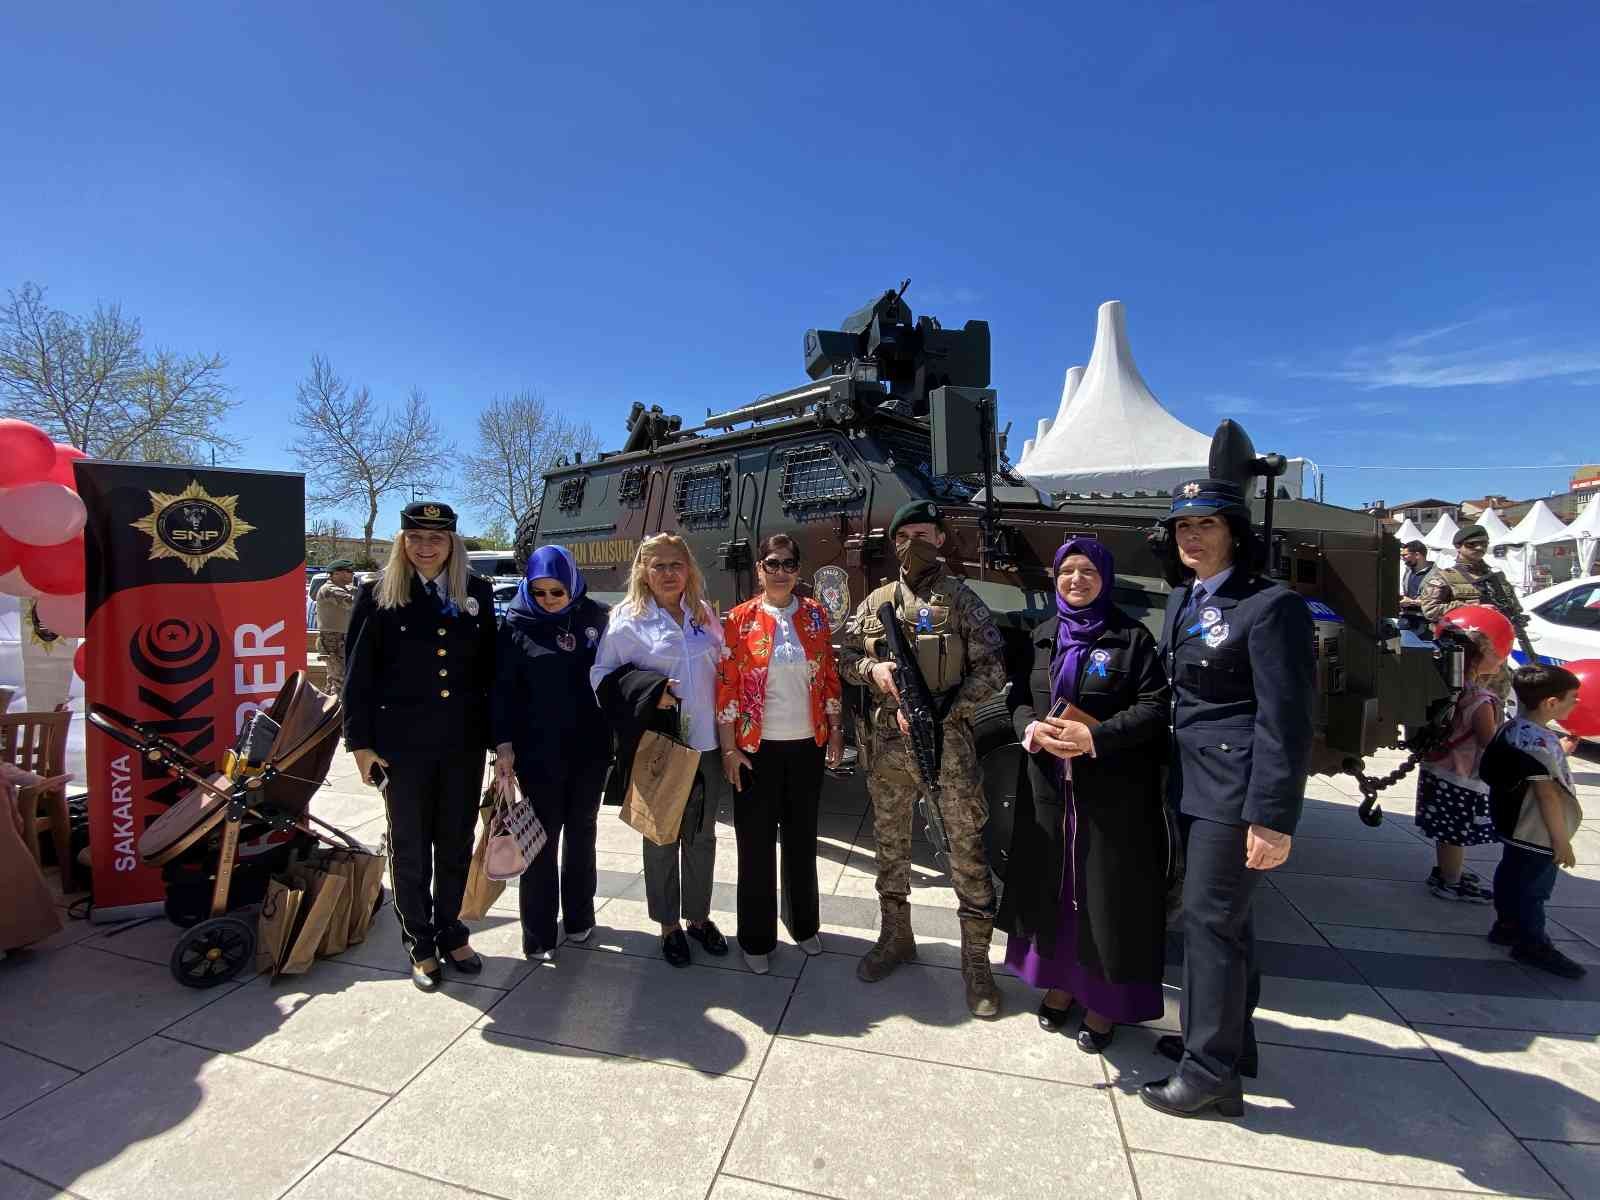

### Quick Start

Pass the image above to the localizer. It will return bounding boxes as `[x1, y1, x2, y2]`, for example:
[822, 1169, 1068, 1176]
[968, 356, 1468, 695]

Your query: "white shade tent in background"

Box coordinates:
[1501, 500, 1574, 592]
[1017, 301, 1212, 495]
[1474, 507, 1513, 545]
[1422, 512, 1461, 570]
[1020, 365, 1086, 471]
[1393, 516, 1427, 552]
[1566, 493, 1600, 576]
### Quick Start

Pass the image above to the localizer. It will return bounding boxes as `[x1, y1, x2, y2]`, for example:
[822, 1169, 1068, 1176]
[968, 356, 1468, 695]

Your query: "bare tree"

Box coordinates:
[305, 516, 351, 564]
[462, 390, 599, 530]
[0, 282, 238, 461]
[289, 355, 454, 564]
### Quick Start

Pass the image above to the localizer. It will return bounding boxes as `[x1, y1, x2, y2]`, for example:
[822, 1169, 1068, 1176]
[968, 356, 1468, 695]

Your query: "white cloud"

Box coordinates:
[1284, 316, 1600, 390]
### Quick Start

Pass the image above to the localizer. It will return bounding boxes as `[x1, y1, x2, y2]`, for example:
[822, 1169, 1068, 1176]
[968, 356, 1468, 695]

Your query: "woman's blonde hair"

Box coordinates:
[620, 532, 711, 622]
[375, 530, 471, 611]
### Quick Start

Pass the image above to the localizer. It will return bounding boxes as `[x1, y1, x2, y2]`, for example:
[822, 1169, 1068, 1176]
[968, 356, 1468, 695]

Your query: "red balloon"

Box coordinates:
[1560, 659, 1600, 739]
[34, 590, 84, 638]
[0, 528, 21, 576]
[20, 537, 86, 596]
[0, 419, 56, 487]
[1437, 605, 1515, 662]
[74, 641, 87, 680]
[45, 444, 88, 490]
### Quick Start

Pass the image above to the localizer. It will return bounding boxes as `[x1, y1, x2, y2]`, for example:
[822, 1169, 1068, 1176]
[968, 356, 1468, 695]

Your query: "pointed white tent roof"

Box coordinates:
[1020, 364, 1085, 473]
[1393, 517, 1427, 545]
[1474, 507, 1513, 546]
[1506, 500, 1572, 545]
[1566, 492, 1600, 539]
[1018, 302, 1212, 495]
[1422, 513, 1460, 553]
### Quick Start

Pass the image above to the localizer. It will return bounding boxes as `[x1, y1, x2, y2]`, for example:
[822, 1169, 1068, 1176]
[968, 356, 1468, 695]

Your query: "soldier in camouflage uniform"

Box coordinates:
[839, 500, 1009, 1017]
[1419, 524, 1519, 622]
[315, 559, 358, 701]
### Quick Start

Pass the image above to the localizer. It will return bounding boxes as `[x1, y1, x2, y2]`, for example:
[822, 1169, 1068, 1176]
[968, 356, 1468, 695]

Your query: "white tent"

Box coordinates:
[1475, 507, 1513, 546]
[1393, 516, 1426, 546]
[1421, 513, 1460, 569]
[1017, 301, 1212, 495]
[1020, 365, 1086, 474]
[1501, 500, 1573, 592]
[1565, 493, 1600, 576]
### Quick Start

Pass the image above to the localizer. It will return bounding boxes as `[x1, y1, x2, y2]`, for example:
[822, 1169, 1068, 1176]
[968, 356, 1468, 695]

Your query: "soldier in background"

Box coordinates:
[839, 500, 1008, 1018]
[1419, 525, 1510, 621]
[316, 559, 357, 699]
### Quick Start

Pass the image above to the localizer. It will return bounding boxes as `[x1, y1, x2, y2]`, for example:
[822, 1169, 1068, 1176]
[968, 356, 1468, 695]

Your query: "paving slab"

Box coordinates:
[1129, 1151, 1521, 1199]
[1246, 975, 1434, 1058]
[334, 904, 534, 990]
[81, 915, 200, 967]
[0, 944, 245, 1071]
[485, 859, 642, 913]
[0, 1035, 381, 1200]
[344, 1031, 749, 1200]
[1290, 810, 1422, 845]
[1319, 924, 1582, 961]
[725, 1038, 1134, 1200]
[1524, 1141, 1600, 1200]
[1338, 948, 1558, 998]
[1553, 905, 1600, 944]
[1415, 1024, 1600, 1142]
[164, 959, 499, 1092]
[0, 1164, 68, 1200]
[1379, 986, 1600, 1034]
[1275, 874, 1517, 936]
[0, 1045, 75, 1121]
[778, 953, 1106, 1085]
[1251, 887, 1327, 946]
[282, 1153, 493, 1199]
[306, 786, 386, 831]
[576, 897, 806, 977]
[1270, 838, 1434, 883]
[1106, 1028, 1557, 1196]
[482, 942, 789, 1077]
[708, 1177, 829, 1200]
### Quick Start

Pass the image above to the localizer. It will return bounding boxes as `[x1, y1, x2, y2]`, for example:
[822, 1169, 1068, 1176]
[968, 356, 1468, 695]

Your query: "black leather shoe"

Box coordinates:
[662, 929, 692, 967]
[1037, 998, 1074, 1032]
[411, 959, 443, 993]
[1156, 1034, 1258, 1079]
[687, 919, 729, 956]
[1486, 920, 1519, 947]
[444, 946, 483, 974]
[1076, 1020, 1115, 1054]
[1139, 1075, 1244, 1119]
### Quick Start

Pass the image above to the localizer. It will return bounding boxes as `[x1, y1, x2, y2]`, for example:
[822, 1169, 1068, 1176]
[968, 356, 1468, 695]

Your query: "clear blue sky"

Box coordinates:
[4, 2, 1596, 533]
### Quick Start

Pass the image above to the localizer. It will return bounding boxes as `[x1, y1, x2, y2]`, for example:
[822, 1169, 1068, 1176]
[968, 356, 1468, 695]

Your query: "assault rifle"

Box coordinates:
[874, 601, 954, 871]
[1476, 569, 1540, 664]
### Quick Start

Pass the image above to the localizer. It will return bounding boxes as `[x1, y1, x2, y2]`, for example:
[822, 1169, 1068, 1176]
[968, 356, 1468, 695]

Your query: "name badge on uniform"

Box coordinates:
[1204, 622, 1230, 649]
[916, 606, 933, 633]
[1187, 605, 1221, 636]
[1088, 649, 1110, 678]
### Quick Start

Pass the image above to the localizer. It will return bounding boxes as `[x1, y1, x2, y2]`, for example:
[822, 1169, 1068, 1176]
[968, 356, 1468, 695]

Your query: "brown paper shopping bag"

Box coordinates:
[620, 732, 701, 846]
[344, 848, 389, 945]
[318, 855, 356, 955]
[257, 876, 304, 977]
[461, 806, 506, 920]
[281, 862, 346, 975]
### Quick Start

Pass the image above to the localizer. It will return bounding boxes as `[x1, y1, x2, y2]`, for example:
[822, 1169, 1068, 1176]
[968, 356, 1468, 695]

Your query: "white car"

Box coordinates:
[1515, 576, 1600, 668]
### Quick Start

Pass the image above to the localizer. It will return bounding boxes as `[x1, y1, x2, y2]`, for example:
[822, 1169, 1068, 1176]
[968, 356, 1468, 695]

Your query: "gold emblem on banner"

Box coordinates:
[131, 480, 256, 574]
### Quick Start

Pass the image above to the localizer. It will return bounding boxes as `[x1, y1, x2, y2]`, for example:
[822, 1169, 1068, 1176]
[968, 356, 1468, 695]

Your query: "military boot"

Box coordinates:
[960, 917, 1003, 1019]
[856, 896, 917, 982]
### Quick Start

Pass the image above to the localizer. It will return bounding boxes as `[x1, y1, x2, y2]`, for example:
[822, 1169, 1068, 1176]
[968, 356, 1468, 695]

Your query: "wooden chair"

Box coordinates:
[1, 707, 73, 892]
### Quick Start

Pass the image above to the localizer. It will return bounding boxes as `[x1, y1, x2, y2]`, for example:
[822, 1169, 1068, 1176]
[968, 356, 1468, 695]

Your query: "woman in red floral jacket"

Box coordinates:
[716, 533, 844, 974]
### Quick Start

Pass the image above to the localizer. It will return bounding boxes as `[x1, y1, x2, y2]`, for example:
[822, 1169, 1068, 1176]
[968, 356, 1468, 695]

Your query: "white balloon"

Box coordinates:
[35, 589, 86, 638]
[0, 565, 40, 598]
[0, 482, 88, 546]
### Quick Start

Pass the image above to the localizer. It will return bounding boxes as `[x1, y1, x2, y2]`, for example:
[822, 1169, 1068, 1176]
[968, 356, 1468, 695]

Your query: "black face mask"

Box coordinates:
[895, 536, 942, 587]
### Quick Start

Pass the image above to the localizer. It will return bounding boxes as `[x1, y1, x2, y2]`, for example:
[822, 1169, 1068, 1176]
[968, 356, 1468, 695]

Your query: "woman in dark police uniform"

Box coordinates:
[1141, 479, 1314, 1118]
[1000, 536, 1171, 1053]
[343, 502, 498, 992]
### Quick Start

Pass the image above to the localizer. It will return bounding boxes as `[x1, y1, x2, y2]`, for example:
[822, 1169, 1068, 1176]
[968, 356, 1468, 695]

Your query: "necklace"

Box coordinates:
[555, 614, 577, 652]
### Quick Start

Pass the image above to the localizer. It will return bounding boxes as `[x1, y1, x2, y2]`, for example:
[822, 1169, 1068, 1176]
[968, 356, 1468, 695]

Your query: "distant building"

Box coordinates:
[1458, 494, 1514, 520]
[306, 534, 392, 567]
[1377, 498, 1457, 528]
[1572, 465, 1600, 494]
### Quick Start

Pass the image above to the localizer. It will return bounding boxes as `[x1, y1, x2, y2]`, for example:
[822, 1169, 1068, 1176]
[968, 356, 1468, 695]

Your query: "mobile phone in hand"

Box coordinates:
[369, 762, 389, 793]
[1047, 698, 1069, 721]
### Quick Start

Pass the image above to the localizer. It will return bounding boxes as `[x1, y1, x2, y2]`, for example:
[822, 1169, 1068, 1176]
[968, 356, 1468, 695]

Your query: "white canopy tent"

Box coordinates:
[1474, 507, 1513, 546]
[1393, 516, 1426, 547]
[1021, 365, 1086, 468]
[1017, 301, 1213, 495]
[1566, 493, 1600, 576]
[1422, 513, 1460, 569]
[1501, 500, 1574, 592]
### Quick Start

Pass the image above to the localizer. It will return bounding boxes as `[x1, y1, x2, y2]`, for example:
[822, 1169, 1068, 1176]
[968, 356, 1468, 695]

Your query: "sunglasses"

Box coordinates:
[530, 586, 568, 599]
[761, 557, 800, 573]
[1460, 541, 1488, 550]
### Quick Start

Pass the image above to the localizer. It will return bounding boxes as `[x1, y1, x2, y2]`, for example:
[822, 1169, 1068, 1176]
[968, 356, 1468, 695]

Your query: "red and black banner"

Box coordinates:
[75, 463, 305, 919]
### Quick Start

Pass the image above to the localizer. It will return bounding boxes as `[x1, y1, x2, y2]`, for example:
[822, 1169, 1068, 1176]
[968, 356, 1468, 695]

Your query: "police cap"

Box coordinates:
[325, 558, 355, 572]
[1163, 479, 1249, 524]
[401, 501, 457, 532]
[888, 500, 943, 538]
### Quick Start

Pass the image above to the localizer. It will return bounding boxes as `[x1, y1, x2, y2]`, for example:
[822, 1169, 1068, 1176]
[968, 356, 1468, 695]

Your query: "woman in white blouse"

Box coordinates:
[591, 533, 728, 968]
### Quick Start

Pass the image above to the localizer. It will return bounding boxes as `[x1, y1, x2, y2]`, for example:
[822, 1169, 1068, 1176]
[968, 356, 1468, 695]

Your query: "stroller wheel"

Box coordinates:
[171, 916, 256, 989]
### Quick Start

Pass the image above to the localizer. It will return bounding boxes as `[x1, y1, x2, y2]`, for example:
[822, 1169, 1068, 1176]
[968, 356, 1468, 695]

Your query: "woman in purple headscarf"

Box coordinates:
[997, 536, 1172, 1053]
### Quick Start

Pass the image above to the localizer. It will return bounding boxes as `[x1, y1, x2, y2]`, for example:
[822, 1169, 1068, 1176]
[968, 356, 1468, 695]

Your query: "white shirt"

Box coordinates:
[591, 597, 722, 751]
[759, 598, 815, 741]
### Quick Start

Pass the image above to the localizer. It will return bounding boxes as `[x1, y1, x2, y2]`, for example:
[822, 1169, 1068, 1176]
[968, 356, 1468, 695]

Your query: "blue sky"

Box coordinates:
[4, 2, 1596, 533]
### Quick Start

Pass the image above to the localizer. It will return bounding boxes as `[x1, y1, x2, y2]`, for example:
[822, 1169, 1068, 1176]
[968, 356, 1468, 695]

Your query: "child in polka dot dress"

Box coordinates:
[1415, 629, 1504, 902]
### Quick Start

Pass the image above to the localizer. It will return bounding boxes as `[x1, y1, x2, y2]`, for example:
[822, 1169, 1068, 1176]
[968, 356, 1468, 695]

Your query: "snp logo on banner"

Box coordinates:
[130, 479, 256, 573]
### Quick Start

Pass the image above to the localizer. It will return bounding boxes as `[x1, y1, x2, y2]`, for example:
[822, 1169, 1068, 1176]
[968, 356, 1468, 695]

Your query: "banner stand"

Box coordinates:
[91, 901, 166, 925]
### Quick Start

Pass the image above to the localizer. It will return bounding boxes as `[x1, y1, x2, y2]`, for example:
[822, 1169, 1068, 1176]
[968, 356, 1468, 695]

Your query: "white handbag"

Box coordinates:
[484, 778, 547, 880]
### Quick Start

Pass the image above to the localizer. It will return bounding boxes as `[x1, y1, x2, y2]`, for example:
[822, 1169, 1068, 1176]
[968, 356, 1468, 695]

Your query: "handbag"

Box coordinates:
[485, 777, 547, 881]
[620, 730, 701, 846]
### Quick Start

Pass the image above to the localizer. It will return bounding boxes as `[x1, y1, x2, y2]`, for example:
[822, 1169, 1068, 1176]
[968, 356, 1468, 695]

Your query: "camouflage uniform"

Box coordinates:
[1418, 561, 1504, 622]
[315, 581, 357, 700]
[839, 568, 1007, 1013]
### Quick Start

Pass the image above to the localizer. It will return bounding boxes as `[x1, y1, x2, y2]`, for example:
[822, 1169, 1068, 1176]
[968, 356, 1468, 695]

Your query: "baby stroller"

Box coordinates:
[88, 671, 378, 988]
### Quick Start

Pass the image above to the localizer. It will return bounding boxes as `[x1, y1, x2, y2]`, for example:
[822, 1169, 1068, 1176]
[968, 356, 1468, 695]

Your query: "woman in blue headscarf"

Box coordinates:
[997, 537, 1172, 1053]
[491, 545, 612, 959]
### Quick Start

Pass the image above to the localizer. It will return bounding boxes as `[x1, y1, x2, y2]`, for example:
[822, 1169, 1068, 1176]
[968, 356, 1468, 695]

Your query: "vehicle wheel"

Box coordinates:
[170, 916, 256, 988]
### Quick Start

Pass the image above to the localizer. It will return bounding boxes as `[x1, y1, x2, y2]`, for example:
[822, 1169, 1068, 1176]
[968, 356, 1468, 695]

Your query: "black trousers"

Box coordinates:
[1178, 815, 1262, 1088]
[516, 760, 608, 953]
[383, 750, 485, 964]
[734, 738, 823, 955]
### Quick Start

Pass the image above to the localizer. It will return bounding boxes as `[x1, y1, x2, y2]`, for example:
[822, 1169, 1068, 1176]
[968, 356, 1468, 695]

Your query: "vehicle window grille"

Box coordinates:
[673, 463, 731, 525]
[618, 466, 647, 506]
[780, 443, 861, 511]
[557, 476, 586, 513]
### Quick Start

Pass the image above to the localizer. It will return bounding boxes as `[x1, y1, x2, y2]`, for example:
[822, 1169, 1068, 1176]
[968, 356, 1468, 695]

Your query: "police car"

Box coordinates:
[1516, 575, 1600, 667]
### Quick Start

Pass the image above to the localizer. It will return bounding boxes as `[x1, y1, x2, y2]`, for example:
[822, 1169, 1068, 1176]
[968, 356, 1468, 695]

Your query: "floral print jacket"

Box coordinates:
[716, 595, 842, 753]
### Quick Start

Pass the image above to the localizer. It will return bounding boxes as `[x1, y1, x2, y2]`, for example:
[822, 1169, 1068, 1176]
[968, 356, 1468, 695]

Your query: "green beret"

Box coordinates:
[888, 500, 943, 537]
[325, 559, 355, 572]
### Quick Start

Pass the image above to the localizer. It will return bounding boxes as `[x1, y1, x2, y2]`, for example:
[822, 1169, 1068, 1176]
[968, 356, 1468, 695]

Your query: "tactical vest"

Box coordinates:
[1434, 566, 1489, 609]
[859, 576, 969, 698]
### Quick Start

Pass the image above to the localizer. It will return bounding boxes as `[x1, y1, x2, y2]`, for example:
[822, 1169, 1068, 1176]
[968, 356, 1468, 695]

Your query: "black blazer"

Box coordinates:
[1160, 570, 1314, 833]
[343, 572, 497, 760]
[997, 607, 1170, 982]
[492, 598, 612, 783]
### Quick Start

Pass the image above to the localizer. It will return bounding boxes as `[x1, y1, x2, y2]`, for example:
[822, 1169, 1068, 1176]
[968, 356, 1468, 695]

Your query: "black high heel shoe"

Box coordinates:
[1037, 997, 1074, 1032]
[444, 945, 483, 974]
[1076, 1019, 1114, 1054]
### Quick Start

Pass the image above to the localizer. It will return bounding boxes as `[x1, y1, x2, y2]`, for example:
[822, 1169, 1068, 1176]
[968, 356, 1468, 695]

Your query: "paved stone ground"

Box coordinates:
[3, 742, 1600, 1200]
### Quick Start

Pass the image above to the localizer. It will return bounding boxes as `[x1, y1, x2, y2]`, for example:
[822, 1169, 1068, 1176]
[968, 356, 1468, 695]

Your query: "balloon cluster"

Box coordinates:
[0, 419, 89, 657]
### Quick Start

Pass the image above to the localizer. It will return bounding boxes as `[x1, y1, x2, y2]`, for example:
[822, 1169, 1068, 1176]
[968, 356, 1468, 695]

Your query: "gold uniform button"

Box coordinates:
[436, 648, 447, 657]
[437, 628, 447, 636]
[440, 689, 451, 698]
[439, 669, 448, 677]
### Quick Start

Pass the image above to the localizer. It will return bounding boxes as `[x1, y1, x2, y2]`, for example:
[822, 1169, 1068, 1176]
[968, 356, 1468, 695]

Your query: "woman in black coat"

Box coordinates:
[999, 536, 1171, 1052]
[492, 545, 612, 960]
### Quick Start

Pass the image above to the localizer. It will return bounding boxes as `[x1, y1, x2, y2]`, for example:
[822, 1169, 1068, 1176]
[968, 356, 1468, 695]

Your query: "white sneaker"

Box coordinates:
[743, 949, 770, 975]
[796, 935, 823, 957]
[566, 926, 594, 944]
